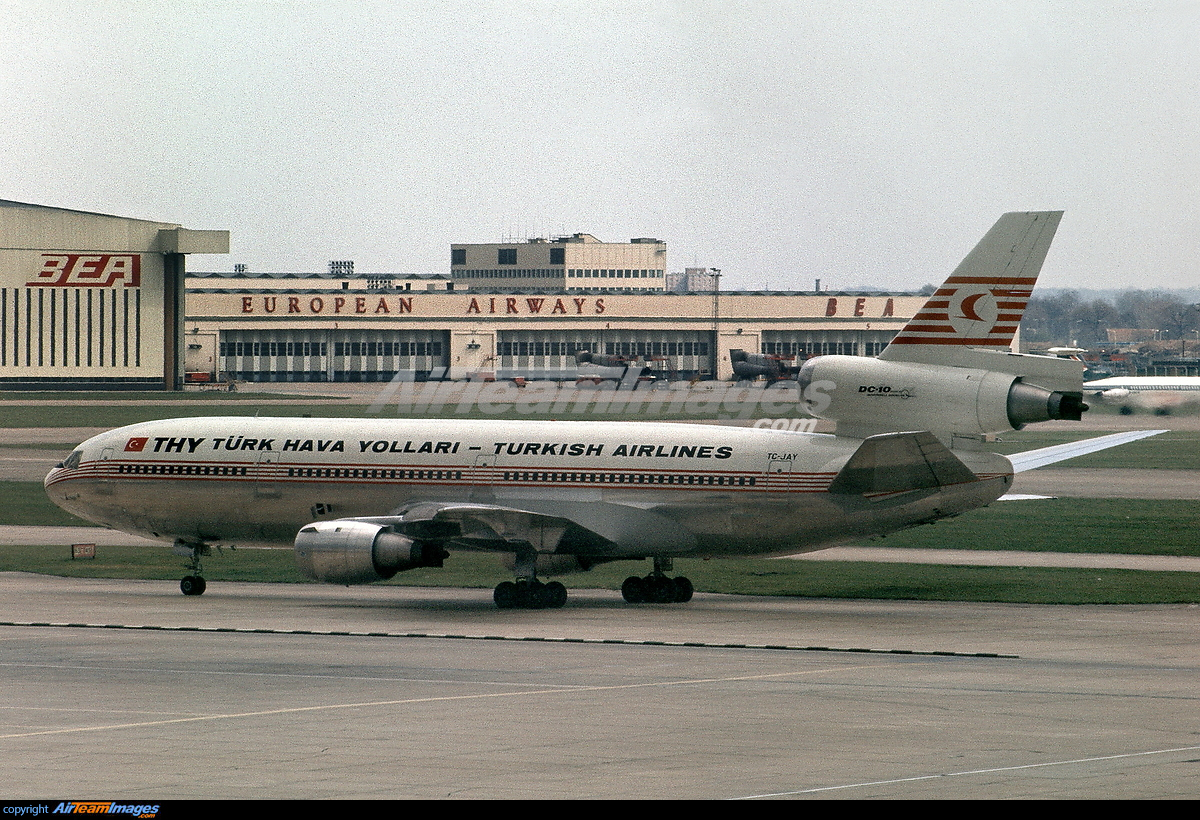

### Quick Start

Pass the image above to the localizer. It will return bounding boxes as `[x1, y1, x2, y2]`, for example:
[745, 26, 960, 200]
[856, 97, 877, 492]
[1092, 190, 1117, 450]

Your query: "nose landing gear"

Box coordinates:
[177, 540, 210, 596]
[180, 575, 207, 596]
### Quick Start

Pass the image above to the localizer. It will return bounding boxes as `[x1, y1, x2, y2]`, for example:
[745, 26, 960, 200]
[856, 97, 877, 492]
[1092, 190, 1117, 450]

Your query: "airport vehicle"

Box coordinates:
[44, 211, 1157, 608]
[1082, 376, 1200, 415]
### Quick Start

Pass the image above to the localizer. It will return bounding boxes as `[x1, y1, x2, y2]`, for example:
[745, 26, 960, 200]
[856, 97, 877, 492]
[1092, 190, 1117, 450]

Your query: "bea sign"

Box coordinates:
[26, 254, 141, 287]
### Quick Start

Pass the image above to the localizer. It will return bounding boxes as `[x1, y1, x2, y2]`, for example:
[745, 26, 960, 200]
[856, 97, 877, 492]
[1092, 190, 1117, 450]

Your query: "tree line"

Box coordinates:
[1020, 291, 1200, 350]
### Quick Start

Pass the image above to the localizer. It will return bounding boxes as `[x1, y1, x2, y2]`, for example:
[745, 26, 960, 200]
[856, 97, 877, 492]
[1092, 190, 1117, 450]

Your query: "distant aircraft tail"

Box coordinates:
[879, 211, 1063, 364]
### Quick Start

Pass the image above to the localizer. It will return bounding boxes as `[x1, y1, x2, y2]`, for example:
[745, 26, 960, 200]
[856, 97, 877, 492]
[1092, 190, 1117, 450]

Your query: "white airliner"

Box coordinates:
[44, 212, 1162, 608]
[1083, 376, 1200, 415]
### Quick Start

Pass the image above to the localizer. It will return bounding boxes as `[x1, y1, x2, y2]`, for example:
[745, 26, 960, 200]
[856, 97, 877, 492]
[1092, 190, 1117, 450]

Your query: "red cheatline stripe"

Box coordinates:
[900, 325, 956, 333]
[945, 276, 1038, 285]
[887, 336, 1011, 346]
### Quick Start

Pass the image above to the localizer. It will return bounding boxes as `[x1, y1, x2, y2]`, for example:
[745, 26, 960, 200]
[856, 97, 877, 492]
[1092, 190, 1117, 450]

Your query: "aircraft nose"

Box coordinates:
[45, 446, 83, 490]
[44, 464, 65, 490]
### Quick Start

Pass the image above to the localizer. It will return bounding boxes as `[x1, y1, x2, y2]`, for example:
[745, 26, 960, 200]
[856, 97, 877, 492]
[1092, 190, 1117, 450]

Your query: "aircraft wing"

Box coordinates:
[354, 497, 698, 554]
[1006, 429, 1166, 473]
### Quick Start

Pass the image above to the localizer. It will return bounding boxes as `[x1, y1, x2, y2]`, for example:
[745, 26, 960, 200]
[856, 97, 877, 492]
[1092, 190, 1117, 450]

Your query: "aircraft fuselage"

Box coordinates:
[44, 416, 1012, 559]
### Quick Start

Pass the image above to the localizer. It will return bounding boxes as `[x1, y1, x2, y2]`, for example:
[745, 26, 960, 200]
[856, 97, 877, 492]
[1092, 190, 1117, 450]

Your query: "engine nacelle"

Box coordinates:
[294, 519, 445, 585]
[797, 355, 1085, 438]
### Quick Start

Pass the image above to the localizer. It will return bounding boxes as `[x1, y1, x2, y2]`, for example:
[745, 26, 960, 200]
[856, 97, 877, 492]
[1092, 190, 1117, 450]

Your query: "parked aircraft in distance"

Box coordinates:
[1083, 376, 1200, 415]
[44, 211, 1161, 608]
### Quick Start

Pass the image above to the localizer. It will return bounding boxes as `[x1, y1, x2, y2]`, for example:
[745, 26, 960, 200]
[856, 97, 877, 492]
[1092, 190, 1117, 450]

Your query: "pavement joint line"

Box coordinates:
[0, 619, 1019, 658]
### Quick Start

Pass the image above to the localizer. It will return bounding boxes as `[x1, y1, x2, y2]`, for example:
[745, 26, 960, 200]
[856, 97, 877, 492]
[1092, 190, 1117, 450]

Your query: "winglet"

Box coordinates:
[880, 211, 1063, 362]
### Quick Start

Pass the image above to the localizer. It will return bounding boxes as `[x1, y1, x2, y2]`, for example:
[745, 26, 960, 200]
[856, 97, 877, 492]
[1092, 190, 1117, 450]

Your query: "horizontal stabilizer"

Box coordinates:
[1007, 429, 1166, 473]
[828, 431, 977, 496]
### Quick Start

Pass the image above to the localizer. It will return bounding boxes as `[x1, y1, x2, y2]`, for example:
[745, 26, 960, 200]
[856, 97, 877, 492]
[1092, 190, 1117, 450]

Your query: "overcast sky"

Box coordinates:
[2, 1, 1197, 291]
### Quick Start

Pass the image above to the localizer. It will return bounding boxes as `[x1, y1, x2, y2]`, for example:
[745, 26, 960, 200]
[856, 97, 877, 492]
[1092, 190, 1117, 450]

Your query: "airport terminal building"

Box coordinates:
[183, 233, 926, 383]
[186, 274, 924, 382]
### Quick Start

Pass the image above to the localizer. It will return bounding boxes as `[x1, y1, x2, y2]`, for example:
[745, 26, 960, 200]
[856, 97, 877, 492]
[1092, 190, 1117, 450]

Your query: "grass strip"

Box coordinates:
[2, 546, 1195, 605]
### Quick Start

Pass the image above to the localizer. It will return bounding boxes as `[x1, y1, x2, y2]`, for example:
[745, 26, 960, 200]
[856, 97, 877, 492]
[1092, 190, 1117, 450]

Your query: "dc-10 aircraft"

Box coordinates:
[1083, 376, 1200, 415]
[45, 211, 1162, 608]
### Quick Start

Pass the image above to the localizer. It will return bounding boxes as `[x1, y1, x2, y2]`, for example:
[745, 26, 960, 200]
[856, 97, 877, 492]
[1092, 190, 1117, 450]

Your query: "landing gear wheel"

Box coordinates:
[622, 576, 647, 603]
[543, 581, 568, 609]
[494, 581, 518, 609]
[180, 575, 206, 596]
[673, 576, 694, 603]
[647, 575, 675, 603]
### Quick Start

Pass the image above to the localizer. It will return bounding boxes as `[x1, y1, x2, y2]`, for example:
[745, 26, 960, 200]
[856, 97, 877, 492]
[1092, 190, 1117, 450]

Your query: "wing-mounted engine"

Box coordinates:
[294, 519, 450, 584]
[798, 351, 1086, 441]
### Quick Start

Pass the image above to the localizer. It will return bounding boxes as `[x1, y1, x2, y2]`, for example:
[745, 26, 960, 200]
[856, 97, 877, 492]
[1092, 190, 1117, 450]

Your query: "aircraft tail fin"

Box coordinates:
[879, 211, 1063, 364]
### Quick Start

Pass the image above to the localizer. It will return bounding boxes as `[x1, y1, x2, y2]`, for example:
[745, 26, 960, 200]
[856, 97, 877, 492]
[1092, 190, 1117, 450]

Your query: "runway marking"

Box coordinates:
[0, 620, 1018, 658]
[0, 661, 603, 691]
[0, 664, 886, 740]
[735, 744, 1200, 798]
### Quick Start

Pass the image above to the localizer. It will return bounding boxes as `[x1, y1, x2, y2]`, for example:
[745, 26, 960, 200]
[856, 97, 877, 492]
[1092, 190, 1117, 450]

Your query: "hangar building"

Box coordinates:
[0, 200, 228, 390]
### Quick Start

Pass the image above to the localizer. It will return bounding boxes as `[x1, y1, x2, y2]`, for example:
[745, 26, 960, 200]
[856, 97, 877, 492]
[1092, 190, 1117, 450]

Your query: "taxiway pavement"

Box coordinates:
[1, 573, 1197, 799]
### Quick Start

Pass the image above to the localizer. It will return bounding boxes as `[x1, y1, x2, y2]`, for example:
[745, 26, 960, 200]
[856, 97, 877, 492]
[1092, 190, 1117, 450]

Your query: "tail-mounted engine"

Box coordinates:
[797, 354, 1085, 440]
[295, 519, 448, 585]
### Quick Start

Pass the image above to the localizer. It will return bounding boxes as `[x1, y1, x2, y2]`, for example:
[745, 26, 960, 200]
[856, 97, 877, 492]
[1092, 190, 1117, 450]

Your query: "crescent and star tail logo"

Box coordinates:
[889, 276, 1034, 347]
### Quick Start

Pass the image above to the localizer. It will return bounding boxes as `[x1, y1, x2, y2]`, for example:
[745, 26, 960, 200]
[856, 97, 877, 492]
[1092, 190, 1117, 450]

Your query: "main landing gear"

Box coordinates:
[493, 541, 569, 609]
[622, 558, 693, 604]
[494, 579, 568, 609]
[178, 540, 210, 596]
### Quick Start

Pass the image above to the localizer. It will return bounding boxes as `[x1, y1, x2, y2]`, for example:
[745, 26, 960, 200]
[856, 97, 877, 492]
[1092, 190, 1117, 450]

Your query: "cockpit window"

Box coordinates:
[62, 450, 82, 470]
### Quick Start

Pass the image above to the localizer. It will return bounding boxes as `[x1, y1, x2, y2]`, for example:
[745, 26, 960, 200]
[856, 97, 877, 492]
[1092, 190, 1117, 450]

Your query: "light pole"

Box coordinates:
[710, 268, 721, 380]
